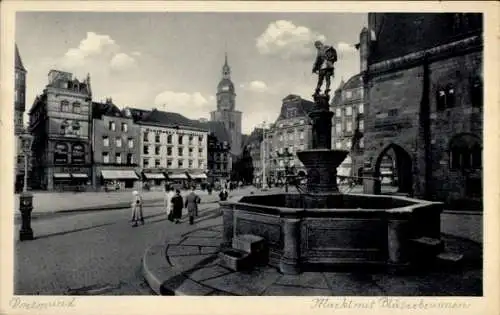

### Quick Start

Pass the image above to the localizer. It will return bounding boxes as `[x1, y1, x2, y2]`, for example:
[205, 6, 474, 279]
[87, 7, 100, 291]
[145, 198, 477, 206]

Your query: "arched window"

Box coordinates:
[54, 143, 69, 164]
[436, 84, 456, 111]
[71, 143, 85, 164]
[449, 134, 482, 171]
[470, 77, 483, 108]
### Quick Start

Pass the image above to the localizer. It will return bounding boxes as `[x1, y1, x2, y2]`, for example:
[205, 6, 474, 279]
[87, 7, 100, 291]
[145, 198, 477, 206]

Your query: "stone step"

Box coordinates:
[437, 252, 464, 263]
[232, 234, 266, 254]
[218, 248, 251, 271]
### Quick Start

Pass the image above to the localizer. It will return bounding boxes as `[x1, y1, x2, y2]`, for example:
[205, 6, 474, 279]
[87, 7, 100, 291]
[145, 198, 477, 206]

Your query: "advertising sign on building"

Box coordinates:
[71, 143, 85, 164]
[54, 143, 69, 164]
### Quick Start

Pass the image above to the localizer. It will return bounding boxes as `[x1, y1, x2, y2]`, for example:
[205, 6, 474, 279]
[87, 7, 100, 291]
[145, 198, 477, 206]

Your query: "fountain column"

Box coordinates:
[221, 202, 234, 247]
[280, 215, 301, 274]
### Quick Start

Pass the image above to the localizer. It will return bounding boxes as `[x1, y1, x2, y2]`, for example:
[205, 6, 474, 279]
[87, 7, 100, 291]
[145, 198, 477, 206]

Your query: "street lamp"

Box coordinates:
[276, 147, 294, 192]
[259, 121, 270, 191]
[19, 132, 34, 241]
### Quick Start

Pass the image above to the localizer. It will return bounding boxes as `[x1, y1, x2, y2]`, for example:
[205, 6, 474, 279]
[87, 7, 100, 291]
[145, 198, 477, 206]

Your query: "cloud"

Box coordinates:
[256, 20, 326, 59]
[58, 32, 137, 74]
[110, 53, 137, 71]
[240, 80, 269, 93]
[154, 91, 212, 119]
[336, 41, 358, 55]
[131, 51, 142, 57]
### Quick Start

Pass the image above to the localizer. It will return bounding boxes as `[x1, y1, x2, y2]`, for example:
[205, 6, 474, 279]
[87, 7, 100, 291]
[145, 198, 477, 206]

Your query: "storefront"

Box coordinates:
[52, 167, 91, 191]
[189, 173, 208, 189]
[142, 171, 166, 190]
[167, 172, 189, 189]
[101, 169, 139, 190]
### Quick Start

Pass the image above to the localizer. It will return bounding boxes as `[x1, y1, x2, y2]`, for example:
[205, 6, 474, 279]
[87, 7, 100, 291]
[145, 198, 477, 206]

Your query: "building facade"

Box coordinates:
[14, 44, 28, 192]
[202, 120, 232, 185]
[91, 99, 141, 191]
[243, 127, 264, 186]
[362, 13, 483, 207]
[210, 54, 242, 156]
[129, 108, 208, 189]
[331, 74, 365, 182]
[266, 95, 314, 184]
[29, 70, 93, 191]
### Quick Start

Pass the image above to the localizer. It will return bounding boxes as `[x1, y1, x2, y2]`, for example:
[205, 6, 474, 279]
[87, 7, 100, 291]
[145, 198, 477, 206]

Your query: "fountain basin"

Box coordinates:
[221, 193, 443, 274]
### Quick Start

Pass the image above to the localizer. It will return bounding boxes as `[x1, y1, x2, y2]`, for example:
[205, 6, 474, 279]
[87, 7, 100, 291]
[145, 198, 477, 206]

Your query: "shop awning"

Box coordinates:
[101, 170, 139, 180]
[143, 173, 166, 180]
[54, 173, 71, 179]
[72, 173, 89, 179]
[168, 173, 188, 179]
[190, 173, 207, 179]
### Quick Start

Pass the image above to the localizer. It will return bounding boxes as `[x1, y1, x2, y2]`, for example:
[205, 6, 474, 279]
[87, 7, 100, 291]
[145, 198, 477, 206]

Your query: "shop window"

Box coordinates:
[54, 143, 69, 164]
[71, 144, 85, 164]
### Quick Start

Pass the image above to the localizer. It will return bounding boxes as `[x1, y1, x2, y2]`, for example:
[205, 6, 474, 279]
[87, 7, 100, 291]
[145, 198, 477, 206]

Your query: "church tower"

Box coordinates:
[210, 53, 242, 156]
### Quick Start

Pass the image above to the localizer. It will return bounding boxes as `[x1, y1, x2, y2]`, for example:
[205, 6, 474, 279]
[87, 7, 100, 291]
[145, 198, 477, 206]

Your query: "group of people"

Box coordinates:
[129, 184, 230, 227]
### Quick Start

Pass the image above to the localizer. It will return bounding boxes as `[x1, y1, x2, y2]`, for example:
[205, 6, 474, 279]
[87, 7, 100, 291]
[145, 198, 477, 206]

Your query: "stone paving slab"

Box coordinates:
[142, 223, 483, 296]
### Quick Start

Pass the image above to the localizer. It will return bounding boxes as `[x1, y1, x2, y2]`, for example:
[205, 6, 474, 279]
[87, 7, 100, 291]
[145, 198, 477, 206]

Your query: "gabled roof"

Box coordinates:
[15, 44, 26, 72]
[92, 101, 124, 119]
[136, 108, 208, 132]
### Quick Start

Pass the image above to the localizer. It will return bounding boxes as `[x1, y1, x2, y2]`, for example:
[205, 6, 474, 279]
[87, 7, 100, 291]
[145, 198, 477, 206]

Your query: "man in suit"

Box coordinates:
[184, 186, 201, 225]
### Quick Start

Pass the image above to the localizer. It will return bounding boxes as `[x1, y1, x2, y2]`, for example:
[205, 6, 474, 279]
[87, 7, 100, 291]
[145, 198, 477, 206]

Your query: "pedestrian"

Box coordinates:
[170, 189, 183, 224]
[219, 187, 229, 201]
[164, 185, 175, 220]
[184, 186, 201, 225]
[130, 190, 144, 227]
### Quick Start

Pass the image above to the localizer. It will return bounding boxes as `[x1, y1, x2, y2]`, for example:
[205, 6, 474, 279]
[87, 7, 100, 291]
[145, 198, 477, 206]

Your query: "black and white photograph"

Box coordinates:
[1, 1, 499, 314]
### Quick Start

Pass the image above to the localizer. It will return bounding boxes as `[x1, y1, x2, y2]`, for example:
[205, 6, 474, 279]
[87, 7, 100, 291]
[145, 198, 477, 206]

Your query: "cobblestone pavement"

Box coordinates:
[14, 202, 223, 295]
[144, 224, 482, 296]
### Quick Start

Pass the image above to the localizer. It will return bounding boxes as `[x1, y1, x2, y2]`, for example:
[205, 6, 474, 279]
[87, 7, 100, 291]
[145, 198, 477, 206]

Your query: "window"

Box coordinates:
[61, 101, 70, 112]
[127, 153, 133, 164]
[279, 134, 284, 142]
[299, 144, 305, 151]
[388, 108, 399, 117]
[299, 130, 305, 140]
[198, 148, 203, 155]
[155, 133, 160, 143]
[128, 138, 133, 148]
[199, 162, 204, 169]
[189, 136, 193, 144]
[155, 159, 160, 167]
[103, 136, 109, 147]
[188, 160, 193, 168]
[449, 134, 482, 170]
[358, 104, 364, 114]
[71, 121, 80, 134]
[288, 133, 294, 141]
[109, 121, 115, 131]
[178, 160, 184, 168]
[437, 84, 456, 111]
[178, 135, 183, 145]
[167, 147, 172, 156]
[198, 135, 203, 143]
[347, 121, 353, 132]
[115, 153, 122, 164]
[60, 120, 69, 135]
[359, 137, 365, 149]
[336, 141, 342, 149]
[143, 158, 149, 168]
[116, 137, 122, 147]
[143, 145, 149, 155]
[121, 123, 128, 132]
[335, 123, 342, 134]
[72, 102, 81, 114]
[335, 108, 341, 117]
[345, 106, 352, 116]
[471, 77, 483, 108]
[178, 147, 183, 156]
[155, 145, 160, 155]
[359, 119, 364, 131]
[143, 132, 149, 142]
[103, 152, 109, 164]
[167, 159, 173, 167]
[189, 148, 193, 157]
[345, 91, 352, 99]
[167, 135, 172, 144]
[288, 146, 294, 154]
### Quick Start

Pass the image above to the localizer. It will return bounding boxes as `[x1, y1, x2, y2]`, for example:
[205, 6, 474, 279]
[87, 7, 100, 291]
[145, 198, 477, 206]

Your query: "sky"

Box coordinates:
[16, 12, 367, 134]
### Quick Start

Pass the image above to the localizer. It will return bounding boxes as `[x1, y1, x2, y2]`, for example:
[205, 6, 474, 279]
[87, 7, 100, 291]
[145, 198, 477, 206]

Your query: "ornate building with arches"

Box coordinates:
[361, 13, 483, 207]
[29, 70, 93, 190]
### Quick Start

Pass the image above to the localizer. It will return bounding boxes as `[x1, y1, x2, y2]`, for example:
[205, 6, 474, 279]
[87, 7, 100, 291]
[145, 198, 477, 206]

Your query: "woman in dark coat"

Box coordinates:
[170, 189, 183, 224]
